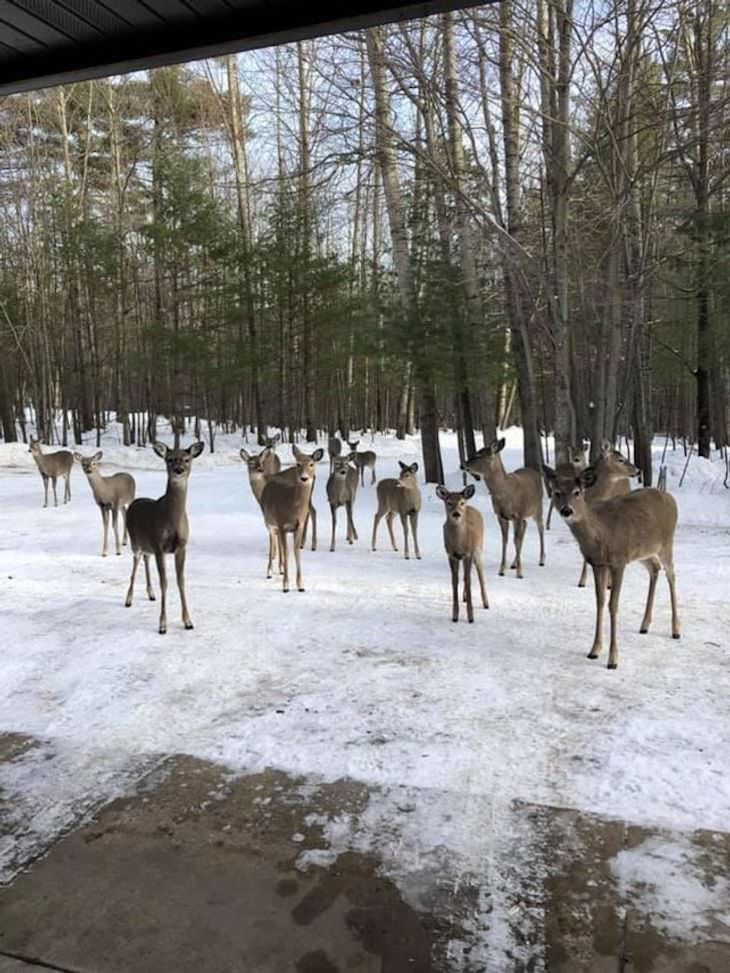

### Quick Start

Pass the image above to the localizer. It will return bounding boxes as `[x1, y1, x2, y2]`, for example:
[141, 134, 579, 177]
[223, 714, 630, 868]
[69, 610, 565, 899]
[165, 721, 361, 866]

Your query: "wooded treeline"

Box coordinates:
[0, 0, 728, 483]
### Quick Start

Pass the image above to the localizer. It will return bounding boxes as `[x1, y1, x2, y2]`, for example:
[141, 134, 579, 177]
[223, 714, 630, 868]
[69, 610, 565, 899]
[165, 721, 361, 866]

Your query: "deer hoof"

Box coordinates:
[672, 633, 681, 640]
[298, 587, 305, 592]
[498, 570, 505, 576]
[185, 622, 194, 630]
[639, 627, 648, 634]
[159, 627, 167, 635]
[102, 553, 108, 558]
[148, 594, 156, 601]
[607, 663, 618, 670]
[587, 652, 599, 660]
[124, 599, 132, 608]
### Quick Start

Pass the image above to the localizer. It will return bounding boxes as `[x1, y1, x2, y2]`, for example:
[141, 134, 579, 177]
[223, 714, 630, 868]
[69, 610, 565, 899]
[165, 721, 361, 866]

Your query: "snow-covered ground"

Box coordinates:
[1, 425, 729, 965]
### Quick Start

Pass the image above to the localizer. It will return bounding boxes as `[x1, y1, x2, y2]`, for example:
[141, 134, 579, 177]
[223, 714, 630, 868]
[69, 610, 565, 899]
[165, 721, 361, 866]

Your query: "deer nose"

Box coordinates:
[560, 506, 573, 517]
[452, 512, 461, 520]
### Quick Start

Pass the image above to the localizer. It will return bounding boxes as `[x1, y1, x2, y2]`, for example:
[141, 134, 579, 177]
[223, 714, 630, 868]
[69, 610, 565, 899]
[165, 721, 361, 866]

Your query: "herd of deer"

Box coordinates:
[26, 430, 680, 669]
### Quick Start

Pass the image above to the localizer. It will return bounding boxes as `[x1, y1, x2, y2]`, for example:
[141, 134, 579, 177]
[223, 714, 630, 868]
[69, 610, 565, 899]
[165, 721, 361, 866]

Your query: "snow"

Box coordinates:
[1, 424, 729, 965]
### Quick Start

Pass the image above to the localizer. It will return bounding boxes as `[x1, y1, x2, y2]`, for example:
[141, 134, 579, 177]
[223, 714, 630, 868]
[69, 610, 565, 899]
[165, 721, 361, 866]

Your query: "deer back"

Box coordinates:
[31, 445, 73, 477]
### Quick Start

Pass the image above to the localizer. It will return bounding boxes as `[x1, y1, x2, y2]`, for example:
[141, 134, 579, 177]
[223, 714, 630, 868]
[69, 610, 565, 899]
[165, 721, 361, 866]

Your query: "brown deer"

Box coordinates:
[326, 454, 359, 551]
[461, 438, 544, 578]
[124, 441, 204, 634]
[240, 446, 282, 577]
[74, 451, 136, 557]
[348, 439, 377, 486]
[575, 444, 640, 586]
[28, 437, 73, 507]
[436, 484, 489, 623]
[371, 461, 421, 560]
[543, 464, 680, 669]
[328, 435, 342, 474]
[261, 446, 324, 592]
[546, 444, 588, 529]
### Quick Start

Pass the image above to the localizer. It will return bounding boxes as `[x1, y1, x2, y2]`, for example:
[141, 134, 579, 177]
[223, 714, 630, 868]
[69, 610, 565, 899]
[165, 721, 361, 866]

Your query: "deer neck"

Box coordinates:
[483, 457, 508, 496]
[566, 505, 606, 557]
[162, 477, 189, 526]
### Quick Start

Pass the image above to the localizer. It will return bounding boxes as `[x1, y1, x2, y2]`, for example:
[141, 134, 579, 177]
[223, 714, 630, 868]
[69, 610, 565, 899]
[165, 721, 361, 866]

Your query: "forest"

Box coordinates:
[0, 0, 727, 485]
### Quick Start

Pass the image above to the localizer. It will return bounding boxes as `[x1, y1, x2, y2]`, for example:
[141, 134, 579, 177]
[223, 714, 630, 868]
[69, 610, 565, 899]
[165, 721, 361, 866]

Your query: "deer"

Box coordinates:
[124, 441, 204, 634]
[28, 437, 73, 507]
[240, 446, 283, 578]
[436, 484, 489, 623]
[328, 435, 342, 475]
[461, 438, 544, 578]
[371, 461, 421, 560]
[546, 444, 588, 530]
[260, 446, 324, 592]
[348, 439, 377, 486]
[543, 464, 680, 669]
[575, 443, 640, 587]
[258, 432, 281, 452]
[74, 451, 136, 557]
[326, 454, 359, 551]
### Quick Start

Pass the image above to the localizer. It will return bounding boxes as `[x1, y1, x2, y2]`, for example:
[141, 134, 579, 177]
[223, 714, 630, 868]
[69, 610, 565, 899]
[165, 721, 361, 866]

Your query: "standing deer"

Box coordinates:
[543, 465, 680, 669]
[326, 454, 358, 551]
[436, 484, 489, 623]
[546, 444, 588, 529]
[240, 446, 282, 577]
[74, 451, 136, 557]
[575, 444, 640, 586]
[348, 439, 377, 486]
[461, 438, 544, 578]
[124, 441, 204, 634]
[371, 461, 421, 560]
[261, 446, 324, 592]
[328, 435, 342, 474]
[28, 437, 73, 507]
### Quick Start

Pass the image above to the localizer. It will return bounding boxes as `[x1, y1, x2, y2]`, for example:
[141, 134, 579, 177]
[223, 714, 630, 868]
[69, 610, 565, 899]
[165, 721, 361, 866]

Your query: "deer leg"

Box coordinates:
[360, 466, 365, 487]
[329, 503, 337, 552]
[607, 565, 625, 669]
[101, 506, 110, 557]
[280, 531, 290, 593]
[371, 465, 376, 485]
[537, 512, 545, 566]
[144, 554, 155, 600]
[51, 476, 59, 507]
[639, 557, 661, 634]
[475, 556, 489, 609]
[308, 501, 317, 552]
[293, 526, 305, 592]
[578, 559, 589, 587]
[155, 551, 168, 634]
[450, 556, 460, 622]
[371, 511, 382, 551]
[588, 565, 607, 660]
[385, 512, 398, 552]
[346, 501, 358, 542]
[125, 552, 141, 607]
[512, 519, 526, 578]
[122, 506, 129, 546]
[175, 546, 193, 629]
[660, 550, 681, 639]
[42, 475, 49, 508]
[400, 513, 410, 559]
[300, 512, 308, 549]
[112, 507, 122, 555]
[464, 556, 474, 623]
[410, 511, 421, 559]
[546, 496, 554, 530]
[64, 473, 71, 503]
[497, 516, 509, 575]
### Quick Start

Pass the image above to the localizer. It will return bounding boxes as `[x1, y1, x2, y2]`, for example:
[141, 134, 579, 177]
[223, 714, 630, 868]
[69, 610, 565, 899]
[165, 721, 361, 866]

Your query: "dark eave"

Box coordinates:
[0, 0, 491, 96]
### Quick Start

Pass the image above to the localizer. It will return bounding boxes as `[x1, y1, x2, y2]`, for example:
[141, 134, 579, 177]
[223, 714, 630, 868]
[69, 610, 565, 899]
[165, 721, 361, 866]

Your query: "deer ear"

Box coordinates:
[410, 462, 419, 473]
[73, 452, 83, 462]
[272, 433, 281, 444]
[312, 448, 324, 462]
[94, 451, 103, 461]
[292, 444, 303, 459]
[153, 442, 168, 459]
[435, 485, 448, 500]
[463, 483, 475, 499]
[240, 449, 250, 461]
[496, 437, 506, 452]
[579, 467, 598, 489]
[189, 441, 205, 458]
[543, 464, 556, 484]
[398, 461, 407, 470]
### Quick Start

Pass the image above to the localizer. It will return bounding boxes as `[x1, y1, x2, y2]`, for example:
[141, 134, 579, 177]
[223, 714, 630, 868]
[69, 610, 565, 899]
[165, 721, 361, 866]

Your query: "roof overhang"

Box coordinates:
[0, 1, 492, 97]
